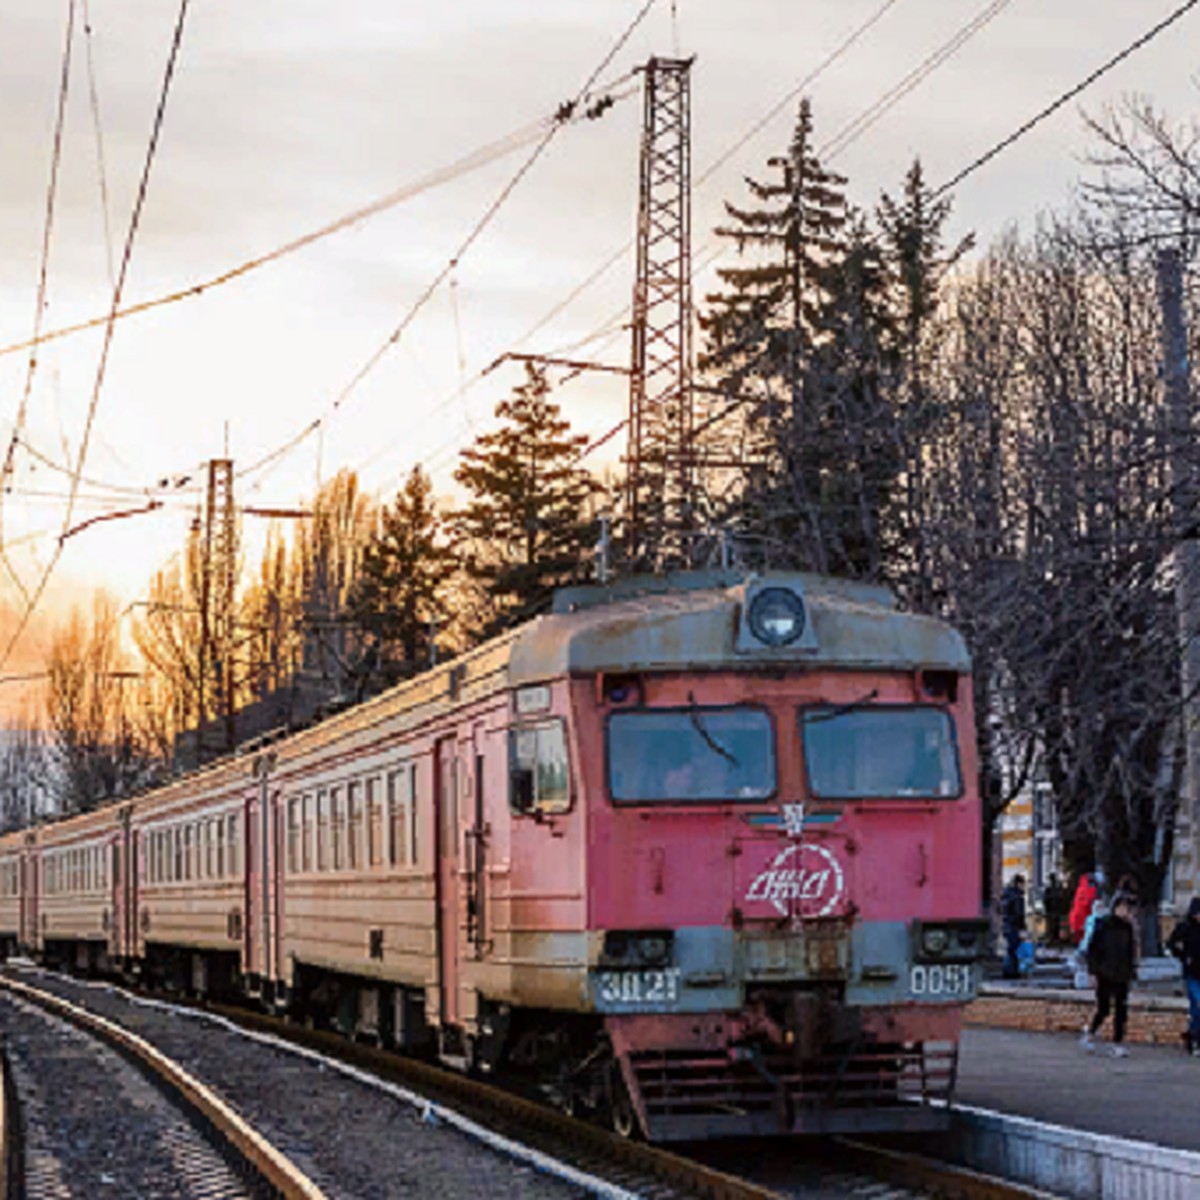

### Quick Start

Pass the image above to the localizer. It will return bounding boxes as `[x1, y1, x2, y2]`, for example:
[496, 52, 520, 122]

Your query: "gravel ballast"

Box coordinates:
[3, 970, 591, 1200]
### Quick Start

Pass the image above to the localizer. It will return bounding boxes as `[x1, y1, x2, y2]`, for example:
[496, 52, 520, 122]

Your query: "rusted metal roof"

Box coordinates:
[113, 572, 969, 803]
[509, 572, 969, 682]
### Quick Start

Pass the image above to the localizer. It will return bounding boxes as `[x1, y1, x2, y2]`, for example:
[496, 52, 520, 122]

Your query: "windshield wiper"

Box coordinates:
[803, 688, 880, 725]
[688, 691, 738, 764]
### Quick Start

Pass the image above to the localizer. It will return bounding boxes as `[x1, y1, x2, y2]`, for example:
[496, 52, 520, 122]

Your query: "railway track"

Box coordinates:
[0, 976, 322, 1199]
[1, 967, 1051, 1200]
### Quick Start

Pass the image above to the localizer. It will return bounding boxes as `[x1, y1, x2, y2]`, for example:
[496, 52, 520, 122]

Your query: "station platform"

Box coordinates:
[955, 1025, 1200, 1153]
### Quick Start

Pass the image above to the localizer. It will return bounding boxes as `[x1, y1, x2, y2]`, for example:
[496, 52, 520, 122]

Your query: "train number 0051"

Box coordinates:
[596, 968, 682, 1007]
[908, 963, 972, 997]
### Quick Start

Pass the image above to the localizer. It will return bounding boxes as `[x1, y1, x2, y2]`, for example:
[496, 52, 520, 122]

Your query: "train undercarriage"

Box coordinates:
[7, 938, 959, 1140]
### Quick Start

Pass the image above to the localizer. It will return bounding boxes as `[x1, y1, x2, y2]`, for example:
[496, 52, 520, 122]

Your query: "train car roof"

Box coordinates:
[509, 570, 970, 680]
[16, 571, 968, 829]
[169, 571, 969, 771]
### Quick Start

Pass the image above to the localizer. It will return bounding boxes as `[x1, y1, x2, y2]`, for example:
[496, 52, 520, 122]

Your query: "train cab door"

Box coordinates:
[434, 735, 462, 1031]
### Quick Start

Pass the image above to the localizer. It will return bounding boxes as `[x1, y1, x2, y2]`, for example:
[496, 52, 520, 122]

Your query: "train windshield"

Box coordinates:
[800, 706, 962, 799]
[607, 707, 775, 803]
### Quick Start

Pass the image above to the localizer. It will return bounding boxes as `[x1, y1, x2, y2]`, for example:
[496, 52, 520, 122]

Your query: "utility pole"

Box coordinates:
[1158, 246, 1200, 899]
[624, 56, 695, 571]
[197, 458, 237, 763]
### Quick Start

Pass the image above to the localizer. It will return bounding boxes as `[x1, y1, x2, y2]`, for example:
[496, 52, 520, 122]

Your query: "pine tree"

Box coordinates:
[348, 465, 455, 686]
[801, 211, 900, 578]
[701, 97, 848, 423]
[702, 98, 900, 574]
[876, 159, 972, 603]
[451, 365, 601, 633]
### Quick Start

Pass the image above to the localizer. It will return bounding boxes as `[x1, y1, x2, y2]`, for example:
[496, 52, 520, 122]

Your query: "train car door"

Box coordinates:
[124, 813, 139, 962]
[434, 735, 461, 1027]
[19, 836, 38, 953]
[110, 832, 123, 959]
[245, 754, 280, 994]
[242, 790, 256, 981]
[464, 722, 491, 961]
[271, 790, 284, 988]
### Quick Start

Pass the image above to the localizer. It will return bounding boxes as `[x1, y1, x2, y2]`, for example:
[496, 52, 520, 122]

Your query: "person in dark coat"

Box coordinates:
[1081, 891, 1137, 1057]
[1000, 875, 1026, 980]
[1166, 896, 1200, 1054]
[1043, 873, 1066, 945]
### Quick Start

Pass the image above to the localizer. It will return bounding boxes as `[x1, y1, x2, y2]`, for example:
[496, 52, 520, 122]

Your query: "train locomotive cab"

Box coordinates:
[516, 571, 983, 1140]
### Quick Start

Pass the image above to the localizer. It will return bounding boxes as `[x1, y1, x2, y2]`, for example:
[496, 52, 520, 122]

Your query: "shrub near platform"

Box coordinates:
[967, 984, 1191, 1046]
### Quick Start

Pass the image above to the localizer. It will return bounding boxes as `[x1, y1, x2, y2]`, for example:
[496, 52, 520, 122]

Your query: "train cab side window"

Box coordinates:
[509, 720, 570, 815]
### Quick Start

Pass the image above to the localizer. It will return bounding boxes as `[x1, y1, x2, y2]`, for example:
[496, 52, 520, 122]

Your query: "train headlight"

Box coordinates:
[747, 588, 806, 646]
[922, 928, 949, 956]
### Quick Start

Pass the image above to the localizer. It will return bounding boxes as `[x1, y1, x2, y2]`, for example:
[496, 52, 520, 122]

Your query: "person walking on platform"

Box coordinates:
[1166, 897, 1200, 1055]
[1081, 891, 1137, 1058]
[1000, 875, 1026, 980]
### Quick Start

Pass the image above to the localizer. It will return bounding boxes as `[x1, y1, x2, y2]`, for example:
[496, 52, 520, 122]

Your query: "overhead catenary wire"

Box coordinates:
[0, 0, 77, 601]
[820, 0, 1015, 161]
[0, 100, 627, 366]
[364, 0, 1004, 494]
[696, 0, 904, 189]
[14, 437, 201, 499]
[81, 0, 116, 290]
[0, 0, 193, 674]
[347, 0, 912, 495]
[563, 0, 1200, 471]
[930, 0, 1200, 201]
[235, 0, 662, 485]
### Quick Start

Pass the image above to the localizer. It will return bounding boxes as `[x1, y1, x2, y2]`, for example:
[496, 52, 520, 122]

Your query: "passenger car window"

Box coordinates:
[800, 705, 962, 799]
[607, 707, 776, 803]
[509, 720, 570, 814]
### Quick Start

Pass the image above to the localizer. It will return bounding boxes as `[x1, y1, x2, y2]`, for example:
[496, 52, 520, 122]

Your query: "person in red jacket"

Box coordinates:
[1069, 869, 1103, 944]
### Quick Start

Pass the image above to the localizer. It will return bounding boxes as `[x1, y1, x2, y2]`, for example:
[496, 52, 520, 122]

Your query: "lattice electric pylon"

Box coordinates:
[198, 458, 237, 758]
[623, 56, 696, 571]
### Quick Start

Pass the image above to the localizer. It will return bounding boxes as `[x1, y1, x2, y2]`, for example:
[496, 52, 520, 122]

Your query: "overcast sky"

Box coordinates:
[2, 0, 1200, 702]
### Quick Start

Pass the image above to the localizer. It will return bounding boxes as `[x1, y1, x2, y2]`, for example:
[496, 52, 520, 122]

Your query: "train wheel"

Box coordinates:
[608, 1064, 639, 1140]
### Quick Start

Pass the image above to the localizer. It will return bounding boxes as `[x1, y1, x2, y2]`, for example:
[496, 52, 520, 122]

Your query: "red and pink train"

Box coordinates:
[0, 571, 984, 1139]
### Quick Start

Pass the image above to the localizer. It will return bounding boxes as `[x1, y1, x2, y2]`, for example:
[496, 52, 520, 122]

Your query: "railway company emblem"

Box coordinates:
[744, 842, 845, 918]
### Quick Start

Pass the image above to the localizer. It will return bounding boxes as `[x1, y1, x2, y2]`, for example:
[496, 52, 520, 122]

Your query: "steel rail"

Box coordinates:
[828, 1138, 1057, 1200]
[4, 968, 1051, 1200]
[0, 1039, 17, 1200]
[0, 976, 325, 1200]
[210, 1002, 1050, 1200]
[202, 1002, 778, 1200]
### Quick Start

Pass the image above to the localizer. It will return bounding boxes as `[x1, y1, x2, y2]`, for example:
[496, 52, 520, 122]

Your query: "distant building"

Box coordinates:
[1000, 775, 1191, 925]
